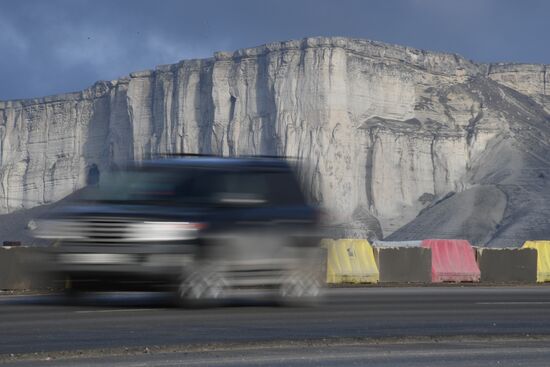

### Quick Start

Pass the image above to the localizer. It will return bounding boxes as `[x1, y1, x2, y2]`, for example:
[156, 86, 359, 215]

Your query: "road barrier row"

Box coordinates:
[325, 239, 550, 284]
[2, 240, 550, 290]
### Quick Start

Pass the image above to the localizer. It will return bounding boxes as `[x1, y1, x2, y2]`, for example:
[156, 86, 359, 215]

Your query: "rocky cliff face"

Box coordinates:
[1, 37, 549, 245]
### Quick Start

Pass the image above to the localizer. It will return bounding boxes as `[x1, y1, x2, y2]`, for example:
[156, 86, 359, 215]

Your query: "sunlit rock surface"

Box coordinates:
[1, 37, 549, 245]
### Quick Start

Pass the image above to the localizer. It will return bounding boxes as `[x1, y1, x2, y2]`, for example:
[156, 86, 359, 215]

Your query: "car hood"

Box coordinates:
[46, 203, 209, 222]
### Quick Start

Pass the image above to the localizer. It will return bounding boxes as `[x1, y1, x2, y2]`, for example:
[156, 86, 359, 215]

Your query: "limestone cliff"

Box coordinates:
[1, 37, 549, 245]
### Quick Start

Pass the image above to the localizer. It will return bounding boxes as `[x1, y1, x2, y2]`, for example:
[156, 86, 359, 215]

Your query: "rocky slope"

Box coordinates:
[1, 37, 549, 245]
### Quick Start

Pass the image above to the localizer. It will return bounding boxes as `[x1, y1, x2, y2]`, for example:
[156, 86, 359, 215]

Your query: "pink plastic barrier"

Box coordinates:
[421, 239, 481, 282]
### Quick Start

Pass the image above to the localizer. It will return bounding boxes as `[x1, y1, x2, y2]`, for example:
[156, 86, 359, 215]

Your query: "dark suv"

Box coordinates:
[35, 156, 323, 304]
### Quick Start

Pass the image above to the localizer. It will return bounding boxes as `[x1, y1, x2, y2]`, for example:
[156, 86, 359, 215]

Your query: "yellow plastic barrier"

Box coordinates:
[326, 239, 379, 284]
[522, 241, 550, 282]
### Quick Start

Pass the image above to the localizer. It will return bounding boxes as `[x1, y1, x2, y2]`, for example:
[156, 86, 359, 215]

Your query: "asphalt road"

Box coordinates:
[1, 286, 550, 366]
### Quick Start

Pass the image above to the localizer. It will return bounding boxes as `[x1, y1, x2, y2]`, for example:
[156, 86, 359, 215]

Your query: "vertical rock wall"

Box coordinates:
[1, 37, 549, 239]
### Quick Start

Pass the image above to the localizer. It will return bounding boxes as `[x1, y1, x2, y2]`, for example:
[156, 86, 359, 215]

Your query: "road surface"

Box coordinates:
[1, 286, 550, 366]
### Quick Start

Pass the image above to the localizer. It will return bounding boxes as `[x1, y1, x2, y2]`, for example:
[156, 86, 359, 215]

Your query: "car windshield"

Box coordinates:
[82, 167, 216, 205]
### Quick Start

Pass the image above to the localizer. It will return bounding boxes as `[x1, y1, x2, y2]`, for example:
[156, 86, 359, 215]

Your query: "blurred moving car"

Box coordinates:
[34, 156, 323, 305]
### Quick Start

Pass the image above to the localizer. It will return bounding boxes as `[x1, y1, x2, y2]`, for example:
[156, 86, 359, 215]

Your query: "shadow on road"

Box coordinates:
[0, 291, 312, 309]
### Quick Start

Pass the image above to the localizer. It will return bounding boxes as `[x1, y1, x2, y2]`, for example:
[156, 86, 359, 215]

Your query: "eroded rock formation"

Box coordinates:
[1, 37, 549, 244]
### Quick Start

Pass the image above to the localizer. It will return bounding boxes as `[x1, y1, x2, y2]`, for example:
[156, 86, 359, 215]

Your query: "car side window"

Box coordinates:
[265, 171, 306, 205]
[207, 171, 269, 207]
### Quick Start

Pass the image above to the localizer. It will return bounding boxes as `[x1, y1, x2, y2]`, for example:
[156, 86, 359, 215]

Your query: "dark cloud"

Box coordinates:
[0, 0, 548, 100]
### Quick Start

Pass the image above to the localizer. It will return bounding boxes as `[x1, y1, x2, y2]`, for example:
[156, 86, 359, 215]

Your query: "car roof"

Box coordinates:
[139, 156, 293, 171]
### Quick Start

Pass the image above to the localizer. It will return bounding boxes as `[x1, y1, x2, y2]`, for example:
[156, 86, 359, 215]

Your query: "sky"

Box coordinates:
[0, 0, 549, 101]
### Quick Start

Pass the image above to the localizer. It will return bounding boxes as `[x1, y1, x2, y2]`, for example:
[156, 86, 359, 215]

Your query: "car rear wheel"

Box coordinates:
[278, 272, 322, 306]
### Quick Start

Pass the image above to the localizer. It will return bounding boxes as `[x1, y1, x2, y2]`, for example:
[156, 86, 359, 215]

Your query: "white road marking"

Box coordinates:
[75, 308, 156, 314]
[476, 301, 550, 305]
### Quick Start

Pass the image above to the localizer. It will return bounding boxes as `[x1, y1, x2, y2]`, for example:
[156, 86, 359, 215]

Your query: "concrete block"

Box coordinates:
[373, 240, 422, 248]
[377, 247, 432, 283]
[478, 248, 537, 283]
[0, 247, 52, 290]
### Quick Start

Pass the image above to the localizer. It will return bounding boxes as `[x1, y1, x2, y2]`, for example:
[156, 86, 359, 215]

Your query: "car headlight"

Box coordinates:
[33, 219, 86, 240]
[129, 221, 206, 242]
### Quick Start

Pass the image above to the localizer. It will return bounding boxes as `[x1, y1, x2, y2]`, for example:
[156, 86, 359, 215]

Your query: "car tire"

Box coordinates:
[278, 272, 322, 307]
[175, 267, 226, 308]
